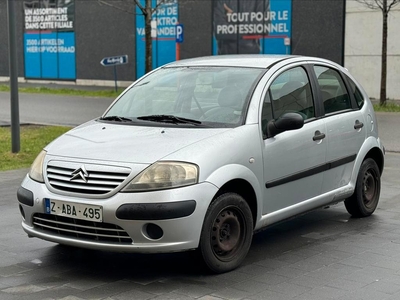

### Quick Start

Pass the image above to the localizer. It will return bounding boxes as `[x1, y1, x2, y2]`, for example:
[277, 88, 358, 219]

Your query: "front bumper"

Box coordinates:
[18, 175, 218, 253]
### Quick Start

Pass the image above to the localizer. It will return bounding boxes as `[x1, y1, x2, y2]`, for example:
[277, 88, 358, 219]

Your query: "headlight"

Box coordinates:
[122, 162, 198, 192]
[29, 150, 46, 183]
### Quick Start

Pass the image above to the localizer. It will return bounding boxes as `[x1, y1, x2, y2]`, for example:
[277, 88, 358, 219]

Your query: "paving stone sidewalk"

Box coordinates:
[1, 153, 400, 300]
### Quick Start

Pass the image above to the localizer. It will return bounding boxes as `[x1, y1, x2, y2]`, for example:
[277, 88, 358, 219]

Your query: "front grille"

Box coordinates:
[33, 213, 133, 244]
[46, 161, 130, 195]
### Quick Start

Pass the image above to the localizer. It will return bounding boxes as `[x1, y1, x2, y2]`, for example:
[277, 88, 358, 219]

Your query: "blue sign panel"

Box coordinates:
[135, 0, 179, 79]
[176, 24, 184, 43]
[24, 32, 76, 79]
[58, 32, 76, 79]
[212, 0, 291, 55]
[23, 0, 76, 80]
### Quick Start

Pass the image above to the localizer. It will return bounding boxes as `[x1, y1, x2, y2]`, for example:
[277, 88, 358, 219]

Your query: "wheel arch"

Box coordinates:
[212, 179, 258, 229]
[204, 164, 263, 229]
[363, 147, 384, 176]
[352, 137, 385, 186]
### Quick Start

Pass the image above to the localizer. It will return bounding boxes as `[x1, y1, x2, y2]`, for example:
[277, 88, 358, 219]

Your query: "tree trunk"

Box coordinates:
[145, 0, 152, 74]
[380, 0, 388, 106]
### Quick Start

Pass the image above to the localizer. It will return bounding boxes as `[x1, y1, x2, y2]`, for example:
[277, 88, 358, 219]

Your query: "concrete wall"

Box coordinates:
[345, 1, 400, 100]
[75, 1, 135, 82]
[0, 1, 25, 80]
[0, 0, 135, 84]
[0, 0, 346, 85]
[179, 0, 346, 65]
[179, 0, 212, 60]
[292, 0, 345, 65]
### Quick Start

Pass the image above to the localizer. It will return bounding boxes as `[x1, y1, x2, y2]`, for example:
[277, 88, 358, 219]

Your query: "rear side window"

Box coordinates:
[314, 66, 352, 114]
[346, 75, 365, 109]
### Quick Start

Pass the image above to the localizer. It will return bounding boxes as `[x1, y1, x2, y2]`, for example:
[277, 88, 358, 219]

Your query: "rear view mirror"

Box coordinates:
[267, 112, 304, 137]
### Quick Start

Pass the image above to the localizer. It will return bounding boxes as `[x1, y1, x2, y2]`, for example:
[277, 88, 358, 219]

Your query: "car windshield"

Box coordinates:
[101, 66, 264, 127]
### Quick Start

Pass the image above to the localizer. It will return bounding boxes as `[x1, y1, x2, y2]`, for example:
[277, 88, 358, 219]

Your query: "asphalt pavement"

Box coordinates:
[0, 92, 114, 127]
[375, 113, 400, 153]
[1, 90, 399, 152]
[1, 91, 400, 299]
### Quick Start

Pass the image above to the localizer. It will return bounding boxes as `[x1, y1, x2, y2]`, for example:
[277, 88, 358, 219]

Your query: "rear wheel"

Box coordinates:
[199, 193, 253, 273]
[345, 158, 381, 217]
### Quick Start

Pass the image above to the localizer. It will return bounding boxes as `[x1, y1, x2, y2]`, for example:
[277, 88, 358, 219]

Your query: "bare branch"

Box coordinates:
[97, 0, 151, 15]
[356, 0, 400, 11]
[356, 0, 381, 10]
[132, 0, 145, 14]
[374, 0, 384, 11]
[97, 0, 135, 14]
[97, 0, 177, 16]
[151, 0, 176, 15]
[388, 0, 400, 12]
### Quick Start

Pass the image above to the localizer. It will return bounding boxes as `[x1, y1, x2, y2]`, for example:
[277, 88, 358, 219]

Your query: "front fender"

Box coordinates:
[204, 164, 263, 225]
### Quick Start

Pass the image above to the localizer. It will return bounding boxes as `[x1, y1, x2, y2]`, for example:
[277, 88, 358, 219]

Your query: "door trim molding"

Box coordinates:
[265, 154, 356, 188]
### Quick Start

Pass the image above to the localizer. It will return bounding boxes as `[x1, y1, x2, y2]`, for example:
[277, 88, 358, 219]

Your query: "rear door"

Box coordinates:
[312, 65, 366, 194]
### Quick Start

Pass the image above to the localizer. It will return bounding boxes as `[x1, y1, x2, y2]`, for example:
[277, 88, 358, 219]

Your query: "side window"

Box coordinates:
[346, 75, 365, 109]
[261, 67, 315, 126]
[314, 66, 352, 114]
[261, 91, 273, 137]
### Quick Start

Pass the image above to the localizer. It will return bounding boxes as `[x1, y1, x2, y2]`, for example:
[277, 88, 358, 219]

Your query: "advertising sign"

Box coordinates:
[100, 55, 129, 66]
[23, 0, 76, 80]
[135, 0, 178, 79]
[212, 0, 291, 55]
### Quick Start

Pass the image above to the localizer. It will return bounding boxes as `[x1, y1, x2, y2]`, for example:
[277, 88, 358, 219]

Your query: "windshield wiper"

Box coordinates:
[99, 116, 133, 122]
[137, 115, 202, 126]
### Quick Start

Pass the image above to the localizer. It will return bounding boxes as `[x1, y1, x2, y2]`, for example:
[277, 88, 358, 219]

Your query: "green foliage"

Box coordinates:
[0, 125, 71, 171]
[373, 103, 400, 112]
[0, 85, 123, 98]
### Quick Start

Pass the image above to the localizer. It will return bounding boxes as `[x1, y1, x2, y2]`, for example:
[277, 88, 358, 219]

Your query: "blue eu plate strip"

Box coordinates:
[44, 198, 51, 214]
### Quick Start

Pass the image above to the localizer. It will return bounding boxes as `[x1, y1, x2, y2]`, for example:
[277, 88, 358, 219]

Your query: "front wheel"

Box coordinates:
[199, 193, 253, 273]
[344, 158, 381, 217]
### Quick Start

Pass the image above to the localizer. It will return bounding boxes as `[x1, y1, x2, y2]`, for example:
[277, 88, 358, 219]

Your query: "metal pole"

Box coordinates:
[176, 42, 180, 61]
[7, 0, 20, 153]
[113, 65, 118, 92]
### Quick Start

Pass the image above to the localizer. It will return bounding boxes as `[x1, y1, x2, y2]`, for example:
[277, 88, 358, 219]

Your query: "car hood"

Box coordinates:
[45, 120, 229, 163]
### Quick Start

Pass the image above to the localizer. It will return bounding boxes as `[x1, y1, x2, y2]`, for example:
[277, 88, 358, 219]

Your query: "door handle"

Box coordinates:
[354, 120, 364, 130]
[313, 130, 326, 141]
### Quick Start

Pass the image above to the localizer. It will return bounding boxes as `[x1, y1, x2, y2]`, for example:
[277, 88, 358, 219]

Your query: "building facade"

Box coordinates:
[0, 0, 345, 86]
[345, 0, 400, 100]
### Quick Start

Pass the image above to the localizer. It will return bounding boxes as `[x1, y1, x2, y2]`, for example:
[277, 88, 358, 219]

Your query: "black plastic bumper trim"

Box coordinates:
[116, 200, 196, 220]
[17, 187, 34, 206]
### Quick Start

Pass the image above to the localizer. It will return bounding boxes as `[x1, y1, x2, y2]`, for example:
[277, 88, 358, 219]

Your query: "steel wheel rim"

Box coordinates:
[211, 206, 246, 262]
[363, 169, 378, 208]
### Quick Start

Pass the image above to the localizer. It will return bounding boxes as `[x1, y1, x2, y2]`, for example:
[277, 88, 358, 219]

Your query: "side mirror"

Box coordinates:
[267, 112, 304, 137]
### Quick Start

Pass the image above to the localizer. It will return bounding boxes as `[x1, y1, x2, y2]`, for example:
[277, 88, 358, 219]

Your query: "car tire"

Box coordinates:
[199, 193, 253, 273]
[344, 158, 381, 217]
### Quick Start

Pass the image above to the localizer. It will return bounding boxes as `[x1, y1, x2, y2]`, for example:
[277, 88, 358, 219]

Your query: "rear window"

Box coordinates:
[346, 75, 364, 109]
[314, 66, 352, 114]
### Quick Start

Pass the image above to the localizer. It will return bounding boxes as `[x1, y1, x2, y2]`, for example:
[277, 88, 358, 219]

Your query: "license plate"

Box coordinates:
[44, 198, 103, 222]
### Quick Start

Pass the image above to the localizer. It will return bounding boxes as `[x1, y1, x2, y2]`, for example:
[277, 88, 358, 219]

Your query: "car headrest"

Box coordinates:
[218, 86, 243, 108]
[279, 81, 304, 98]
[321, 90, 332, 102]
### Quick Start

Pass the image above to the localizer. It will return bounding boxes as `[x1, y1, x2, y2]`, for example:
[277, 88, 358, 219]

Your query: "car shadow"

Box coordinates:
[42, 204, 376, 281]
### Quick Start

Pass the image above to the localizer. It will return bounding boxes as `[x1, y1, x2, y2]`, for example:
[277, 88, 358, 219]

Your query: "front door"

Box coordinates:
[261, 66, 327, 215]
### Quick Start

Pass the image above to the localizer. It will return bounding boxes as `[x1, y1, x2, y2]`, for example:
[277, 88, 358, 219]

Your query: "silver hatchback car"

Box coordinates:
[18, 55, 384, 273]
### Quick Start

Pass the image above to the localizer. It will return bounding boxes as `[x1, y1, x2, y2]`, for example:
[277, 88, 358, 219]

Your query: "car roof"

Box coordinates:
[163, 55, 294, 69]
